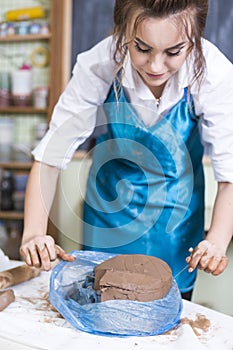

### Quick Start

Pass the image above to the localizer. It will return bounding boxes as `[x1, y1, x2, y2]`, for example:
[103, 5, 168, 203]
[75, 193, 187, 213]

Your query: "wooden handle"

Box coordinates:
[0, 265, 41, 289]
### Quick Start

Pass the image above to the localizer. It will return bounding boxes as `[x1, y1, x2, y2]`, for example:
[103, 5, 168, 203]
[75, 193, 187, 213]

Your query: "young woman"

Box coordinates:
[20, 0, 233, 300]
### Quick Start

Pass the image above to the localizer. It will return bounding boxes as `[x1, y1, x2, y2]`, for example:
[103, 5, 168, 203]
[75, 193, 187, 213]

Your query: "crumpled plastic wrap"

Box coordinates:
[49, 250, 183, 336]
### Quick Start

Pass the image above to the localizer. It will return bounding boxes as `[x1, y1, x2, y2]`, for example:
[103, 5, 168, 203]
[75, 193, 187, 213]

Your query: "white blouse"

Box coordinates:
[32, 36, 233, 182]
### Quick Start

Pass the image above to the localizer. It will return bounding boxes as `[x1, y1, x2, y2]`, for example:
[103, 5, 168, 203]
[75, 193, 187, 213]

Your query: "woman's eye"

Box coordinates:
[166, 49, 182, 57]
[134, 42, 152, 53]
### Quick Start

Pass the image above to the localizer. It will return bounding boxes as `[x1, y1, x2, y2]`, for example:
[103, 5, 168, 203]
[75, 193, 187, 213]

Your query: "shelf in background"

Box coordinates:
[0, 162, 32, 170]
[0, 211, 24, 220]
[0, 33, 51, 43]
[0, 107, 48, 114]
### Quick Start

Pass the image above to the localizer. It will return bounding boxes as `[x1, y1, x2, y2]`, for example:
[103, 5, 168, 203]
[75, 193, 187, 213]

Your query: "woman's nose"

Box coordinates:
[148, 55, 164, 72]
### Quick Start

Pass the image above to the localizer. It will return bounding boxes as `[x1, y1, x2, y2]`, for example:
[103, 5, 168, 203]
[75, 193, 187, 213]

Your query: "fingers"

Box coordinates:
[186, 243, 209, 271]
[20, 236, 75, 271]
[36, 242, 54, 271]
[186, 240, 228, 276]
[20, 246, 32, 266]
[55, 245, 76, 262]
[211, 256, 228, 276]
[20, 236, 55, 271]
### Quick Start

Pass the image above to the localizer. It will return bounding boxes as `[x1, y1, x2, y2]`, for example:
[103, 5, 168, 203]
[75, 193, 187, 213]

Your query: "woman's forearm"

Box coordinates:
[20, 161, 75, 270]
[22, 161, 60, 244]
[206, 182, 233, 252]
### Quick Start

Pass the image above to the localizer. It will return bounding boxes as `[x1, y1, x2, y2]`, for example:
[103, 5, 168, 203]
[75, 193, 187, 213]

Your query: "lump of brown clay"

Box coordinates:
[94, 254, 172, 302]
[0, 289, 15, 311]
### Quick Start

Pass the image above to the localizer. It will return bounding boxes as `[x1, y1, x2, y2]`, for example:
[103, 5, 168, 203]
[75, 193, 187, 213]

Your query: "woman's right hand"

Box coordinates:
[20, 235, 75, 271]
[186, 240, 228, 275]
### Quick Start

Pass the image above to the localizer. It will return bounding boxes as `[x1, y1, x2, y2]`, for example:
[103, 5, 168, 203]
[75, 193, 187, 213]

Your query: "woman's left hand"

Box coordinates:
[186, 240, 228, 275]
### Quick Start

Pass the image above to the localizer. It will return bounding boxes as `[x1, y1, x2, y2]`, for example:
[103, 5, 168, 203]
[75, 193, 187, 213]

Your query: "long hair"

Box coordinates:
[112, 0, 209, 91]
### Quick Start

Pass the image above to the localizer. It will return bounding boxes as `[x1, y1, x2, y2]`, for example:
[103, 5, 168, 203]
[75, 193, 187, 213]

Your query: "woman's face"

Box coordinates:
[127, 16, 191, 96]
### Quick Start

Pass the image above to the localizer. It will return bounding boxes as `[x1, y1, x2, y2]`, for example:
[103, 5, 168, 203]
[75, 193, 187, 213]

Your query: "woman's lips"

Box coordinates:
[145, 72, 165, 79]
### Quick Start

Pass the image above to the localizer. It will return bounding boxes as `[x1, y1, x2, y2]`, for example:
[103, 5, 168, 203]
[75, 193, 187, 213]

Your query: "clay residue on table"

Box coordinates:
[181, 313, 211, 336]
[17, 291, 63, 321]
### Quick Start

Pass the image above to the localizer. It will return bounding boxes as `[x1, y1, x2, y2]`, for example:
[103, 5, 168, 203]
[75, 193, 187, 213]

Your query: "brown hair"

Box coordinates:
[112, 0, 209, 89]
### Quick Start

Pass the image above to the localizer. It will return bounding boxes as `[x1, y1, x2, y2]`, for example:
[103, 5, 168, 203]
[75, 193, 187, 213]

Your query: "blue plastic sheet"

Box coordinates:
[49, 250, 183, 337]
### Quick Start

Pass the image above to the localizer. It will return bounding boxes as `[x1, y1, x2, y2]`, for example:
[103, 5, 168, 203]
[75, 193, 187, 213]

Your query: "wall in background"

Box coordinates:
[71, 0, 114, 70]
[71, 0, 233, 66]
[205, 0, 233, 62]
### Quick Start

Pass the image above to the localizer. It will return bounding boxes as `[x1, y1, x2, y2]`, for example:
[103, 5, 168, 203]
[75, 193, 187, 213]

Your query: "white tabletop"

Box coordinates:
[0, 257, 233, 350]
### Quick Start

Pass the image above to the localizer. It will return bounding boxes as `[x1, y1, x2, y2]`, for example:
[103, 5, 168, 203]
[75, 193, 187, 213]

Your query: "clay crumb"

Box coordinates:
[181, 313, 211, 336]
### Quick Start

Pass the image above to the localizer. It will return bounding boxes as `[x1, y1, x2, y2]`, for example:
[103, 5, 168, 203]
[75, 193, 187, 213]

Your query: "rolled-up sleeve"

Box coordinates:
[194, 41, 233, 183]
[32, 37, 115, 169]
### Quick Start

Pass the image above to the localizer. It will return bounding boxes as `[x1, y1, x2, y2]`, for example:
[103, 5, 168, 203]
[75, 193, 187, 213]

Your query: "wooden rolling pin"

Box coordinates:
[0, 264, 41, 289]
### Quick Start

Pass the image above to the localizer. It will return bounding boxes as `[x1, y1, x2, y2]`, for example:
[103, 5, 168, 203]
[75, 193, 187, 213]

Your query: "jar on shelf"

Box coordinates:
[0, 220, 8, 253]
[0, 71, 11, 107]
[0, 118, 15, 161]
[0, 170, 15, 211]
[11, 65, 33, 107]
[4, 221, 22, 260]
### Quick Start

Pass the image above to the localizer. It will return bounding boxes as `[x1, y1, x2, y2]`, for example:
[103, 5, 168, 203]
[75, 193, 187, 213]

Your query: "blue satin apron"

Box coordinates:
[83, 84, 204, 293]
